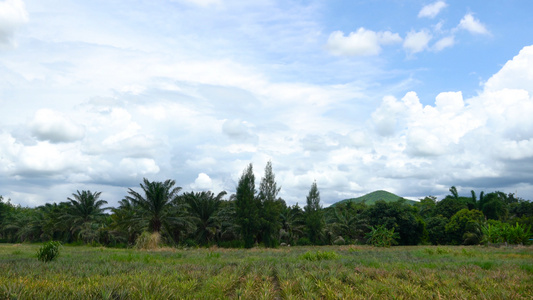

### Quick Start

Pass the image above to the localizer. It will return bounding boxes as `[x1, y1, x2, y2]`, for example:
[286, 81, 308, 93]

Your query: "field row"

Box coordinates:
[1, 244, 532, 299]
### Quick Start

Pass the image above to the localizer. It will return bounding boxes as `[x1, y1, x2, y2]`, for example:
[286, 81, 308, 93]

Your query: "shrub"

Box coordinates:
[482, 221, 532, 245]
[134, 232, 161, 250]
[365, 225, 399, 247]
[296, 237, 311, 246]
[36, 241, 62, 262]
[300, 250, 338, 261]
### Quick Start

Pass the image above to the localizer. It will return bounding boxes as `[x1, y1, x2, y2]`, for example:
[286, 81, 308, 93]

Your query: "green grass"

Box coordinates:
[1, 244, 532, 299]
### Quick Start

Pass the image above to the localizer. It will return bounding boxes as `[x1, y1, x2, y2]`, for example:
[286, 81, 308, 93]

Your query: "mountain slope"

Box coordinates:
[332, 190, 416, 206]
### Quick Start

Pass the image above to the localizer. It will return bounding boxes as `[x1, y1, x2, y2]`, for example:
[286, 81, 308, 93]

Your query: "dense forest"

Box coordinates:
[1, 162, 532, 248]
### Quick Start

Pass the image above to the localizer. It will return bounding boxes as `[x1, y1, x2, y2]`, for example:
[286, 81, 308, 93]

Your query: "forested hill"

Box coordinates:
[332, 190, 417, 206]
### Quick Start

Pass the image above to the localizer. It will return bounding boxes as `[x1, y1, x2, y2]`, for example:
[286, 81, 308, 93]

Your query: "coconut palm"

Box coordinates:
[125, 178, 181, 233]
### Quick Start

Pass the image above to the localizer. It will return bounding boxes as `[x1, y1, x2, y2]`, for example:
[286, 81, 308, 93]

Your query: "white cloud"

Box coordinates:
[191, 173, 213, 190]
[484, 45, 533, 95]
[418, 1, 447, 19]
[0, 0, 28, 47]
[366, 45, 533, 197]
[119, 158, 160, 178]
[326, 28, 402, 56]
[222, 119, 257, 142]
[458, 13, 490, 35]
[1, 1, 533, 207]
[30, 109, 85, 143]
[403, 30, 432, 54]
[432, 35, 455, 51]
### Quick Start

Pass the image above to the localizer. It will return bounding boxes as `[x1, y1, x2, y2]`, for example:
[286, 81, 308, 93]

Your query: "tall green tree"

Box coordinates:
[481, 192, 509, 220]
[235, 164, 260, 248]
[364, 199, 425, 245]
[304, 181, 324, 244]
[258, 161, 284, 247]
[445, 208, 484, 245]
[125, 178, 181, 233]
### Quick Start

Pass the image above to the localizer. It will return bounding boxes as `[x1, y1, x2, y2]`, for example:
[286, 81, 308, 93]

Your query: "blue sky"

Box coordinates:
[1, 0, 533, 207]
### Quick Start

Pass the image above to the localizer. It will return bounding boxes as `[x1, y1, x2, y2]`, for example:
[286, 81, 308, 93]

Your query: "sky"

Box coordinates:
[1, 0, 533, 207]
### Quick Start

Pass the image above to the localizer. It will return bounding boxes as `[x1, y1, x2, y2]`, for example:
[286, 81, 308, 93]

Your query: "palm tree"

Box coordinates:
[110, 198, 144, 245]
[125, 178, 181, 233]
[66, 190, 108, 243]
[181, 191, 227, 245]
[279, 204, 304, 245]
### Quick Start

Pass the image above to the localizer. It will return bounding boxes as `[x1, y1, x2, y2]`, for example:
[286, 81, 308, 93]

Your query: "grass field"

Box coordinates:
[1, 244, 532, 299]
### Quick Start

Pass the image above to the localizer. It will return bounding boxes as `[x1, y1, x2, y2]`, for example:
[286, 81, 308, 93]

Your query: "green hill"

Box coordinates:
[332, 190, 416, 206]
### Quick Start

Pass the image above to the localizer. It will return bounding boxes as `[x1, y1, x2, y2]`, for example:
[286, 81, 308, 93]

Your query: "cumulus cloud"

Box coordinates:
[403, 30, 432, 54]
[432, 35, 454, 51]
[484, 45, 533, 95]
[30, 109, 85, 143]
[458, 13, 490, 35]
[418, 1, 447, 19]
[326, 28, 402, 56]
[2, 0, 533, 207]
[0, 0, 28, 47]
[367, 45, 533, 196]
[191, 173, 213, 190]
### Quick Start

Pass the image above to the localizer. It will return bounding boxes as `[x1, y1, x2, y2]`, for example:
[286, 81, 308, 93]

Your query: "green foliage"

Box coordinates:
[481, 192, 509, 220]
[435, 196, 468, 219]
[445, 209, 484, 245]
[36, 241, 62, 262]
[325, 202, 367, 244]
[279, 204, 304, 245]
[482, 221, 532, 245]
[364, 200, 424, 245]
[182, 190, 226, 245]
[304, 181, 324, 244]
[300, 250, 338, 261]
[365, 224, 399, 247]
[425, 215, 448, 245]
[257, 161, 283, 248]
[3, 175, 533, 250]
[235, 164, 259, 248]
[125, 178, 182, 233]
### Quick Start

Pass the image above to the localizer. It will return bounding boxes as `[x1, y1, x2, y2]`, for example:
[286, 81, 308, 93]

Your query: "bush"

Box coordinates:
[365, 225, 399, 247]
[300, 250, 338, 261]
[296, 237, 311, 246]
[134, 232, 161, 250]
[482, 221, 532, 245]
[36, 241, 62, 262]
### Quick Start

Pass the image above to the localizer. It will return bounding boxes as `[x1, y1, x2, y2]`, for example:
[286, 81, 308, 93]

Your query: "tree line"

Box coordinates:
[1, 162, 532, 247]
